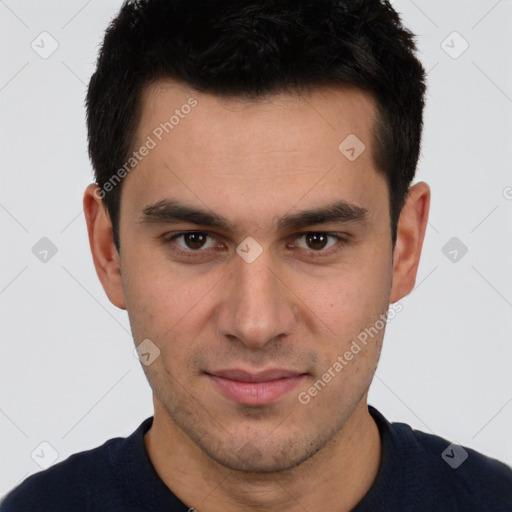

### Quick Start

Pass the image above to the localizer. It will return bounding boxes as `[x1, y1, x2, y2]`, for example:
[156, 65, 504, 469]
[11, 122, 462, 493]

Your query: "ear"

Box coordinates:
[83, 184, 126, 310]
[389, 182, 430, 303]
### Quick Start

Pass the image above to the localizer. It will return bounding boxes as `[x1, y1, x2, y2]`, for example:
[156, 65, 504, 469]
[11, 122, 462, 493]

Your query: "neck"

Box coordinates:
[144, 396, 381, 512]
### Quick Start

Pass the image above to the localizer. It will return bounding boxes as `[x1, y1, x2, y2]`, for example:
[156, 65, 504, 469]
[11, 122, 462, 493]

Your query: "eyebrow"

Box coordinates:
[138, 198, 369, 232]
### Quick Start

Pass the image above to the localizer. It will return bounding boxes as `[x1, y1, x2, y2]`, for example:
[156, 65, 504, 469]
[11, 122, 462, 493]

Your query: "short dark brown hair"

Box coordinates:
[87, 0, 426, 252]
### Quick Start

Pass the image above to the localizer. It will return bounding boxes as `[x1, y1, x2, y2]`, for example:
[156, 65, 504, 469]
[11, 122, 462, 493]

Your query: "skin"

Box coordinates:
[83, 81, 430, 511]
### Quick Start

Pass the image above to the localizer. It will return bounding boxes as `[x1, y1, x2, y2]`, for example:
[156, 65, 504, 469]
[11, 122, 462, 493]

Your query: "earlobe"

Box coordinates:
[83, 183, 127, 310]
[389, 182, 431, 303]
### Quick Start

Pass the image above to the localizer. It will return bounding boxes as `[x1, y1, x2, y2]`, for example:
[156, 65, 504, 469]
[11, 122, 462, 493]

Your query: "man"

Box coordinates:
[2, 0, 511, 510]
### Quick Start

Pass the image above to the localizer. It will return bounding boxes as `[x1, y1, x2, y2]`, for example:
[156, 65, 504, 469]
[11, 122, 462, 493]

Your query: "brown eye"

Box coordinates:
[182, 232, 209, 250]
[292, 232, 344, 254]
[305, 233, 329, 250]
[166, 232, 216, 252]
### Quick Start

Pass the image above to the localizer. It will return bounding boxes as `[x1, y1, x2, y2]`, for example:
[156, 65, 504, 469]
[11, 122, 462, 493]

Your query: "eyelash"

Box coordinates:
[161, 231, 349, 259]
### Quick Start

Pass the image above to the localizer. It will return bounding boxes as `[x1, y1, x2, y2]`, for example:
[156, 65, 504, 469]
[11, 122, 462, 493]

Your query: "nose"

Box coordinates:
[215, 251, 298, 350]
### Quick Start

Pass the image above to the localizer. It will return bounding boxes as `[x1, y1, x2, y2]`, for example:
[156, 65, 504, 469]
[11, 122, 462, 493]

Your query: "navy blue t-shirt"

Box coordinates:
[1, 406, 511, 511]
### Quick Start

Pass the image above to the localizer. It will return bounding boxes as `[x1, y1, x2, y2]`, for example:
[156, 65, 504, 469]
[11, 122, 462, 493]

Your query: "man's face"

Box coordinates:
[118, 82, 394, 472]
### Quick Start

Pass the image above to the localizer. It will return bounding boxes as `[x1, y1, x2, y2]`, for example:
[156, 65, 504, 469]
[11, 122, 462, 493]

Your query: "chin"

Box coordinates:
[208, 445, 310, 474]
[194, 428, 330, 475]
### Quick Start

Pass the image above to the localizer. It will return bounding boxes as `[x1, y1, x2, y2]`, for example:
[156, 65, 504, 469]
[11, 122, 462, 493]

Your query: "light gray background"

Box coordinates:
[1, 0, 511, 497]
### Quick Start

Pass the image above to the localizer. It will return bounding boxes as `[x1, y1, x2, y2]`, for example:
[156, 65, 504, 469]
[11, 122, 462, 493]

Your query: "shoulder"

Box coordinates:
[0, 437, 123, 511]
[409, 426, 512, 503]
[0, 418, 153, 512]
[371, 407, 512, 510]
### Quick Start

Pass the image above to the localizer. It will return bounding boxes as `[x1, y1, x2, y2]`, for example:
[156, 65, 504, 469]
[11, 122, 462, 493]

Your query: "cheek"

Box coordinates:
[122, 249, 225, 343]
[303, 276, 388, 405]
[302, 256, 391, 339]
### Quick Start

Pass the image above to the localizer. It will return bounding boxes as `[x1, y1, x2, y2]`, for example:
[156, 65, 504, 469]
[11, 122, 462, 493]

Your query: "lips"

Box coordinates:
[206, 368, 306, 406]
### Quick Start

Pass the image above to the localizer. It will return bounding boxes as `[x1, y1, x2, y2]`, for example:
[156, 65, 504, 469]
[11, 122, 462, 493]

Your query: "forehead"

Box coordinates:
[136, 81, 378, 150]
[121, 80, 387, 230]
